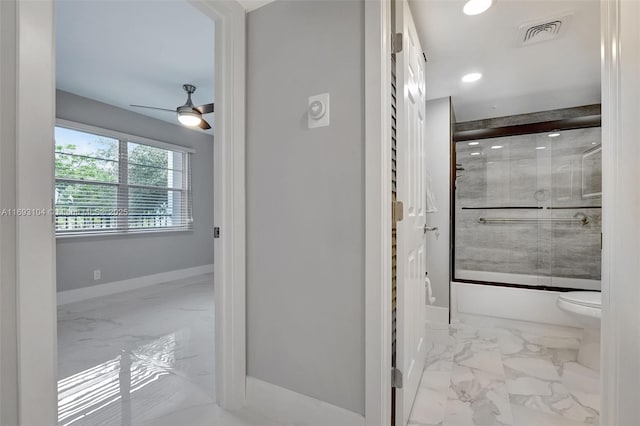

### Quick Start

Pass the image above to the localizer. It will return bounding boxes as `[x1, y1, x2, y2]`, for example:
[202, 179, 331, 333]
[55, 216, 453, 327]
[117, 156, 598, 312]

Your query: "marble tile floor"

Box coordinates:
[57, 274, 275, 426]
[408, 316, 600, 426]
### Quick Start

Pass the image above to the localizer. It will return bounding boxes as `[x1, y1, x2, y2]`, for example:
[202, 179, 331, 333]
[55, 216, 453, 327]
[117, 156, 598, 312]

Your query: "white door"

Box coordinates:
[395, 0, 427, 424]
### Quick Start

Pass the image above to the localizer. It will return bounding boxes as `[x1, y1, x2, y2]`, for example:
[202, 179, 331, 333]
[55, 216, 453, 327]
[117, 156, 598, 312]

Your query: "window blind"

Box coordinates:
[54, 125, 193, 235]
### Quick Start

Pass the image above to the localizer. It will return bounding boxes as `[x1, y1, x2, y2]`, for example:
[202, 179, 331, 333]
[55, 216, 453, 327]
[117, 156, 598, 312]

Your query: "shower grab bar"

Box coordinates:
[478, 213, 590, 226]
[461, 206, 543, 210]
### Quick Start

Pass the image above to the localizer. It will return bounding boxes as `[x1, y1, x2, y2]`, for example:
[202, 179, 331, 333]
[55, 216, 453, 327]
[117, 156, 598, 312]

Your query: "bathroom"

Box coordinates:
[452, 110, 602, 368]
[408, 0, 603, 424]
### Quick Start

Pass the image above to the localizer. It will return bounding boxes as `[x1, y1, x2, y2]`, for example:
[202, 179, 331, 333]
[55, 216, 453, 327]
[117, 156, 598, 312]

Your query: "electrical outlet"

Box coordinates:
[93, 270, 101, 281]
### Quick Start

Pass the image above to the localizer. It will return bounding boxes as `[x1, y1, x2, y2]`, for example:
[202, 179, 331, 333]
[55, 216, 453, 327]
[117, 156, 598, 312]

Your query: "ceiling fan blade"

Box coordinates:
[130, 104, 176, 113]
[199, 118, 212, 130]
[195, 103, 214, 114]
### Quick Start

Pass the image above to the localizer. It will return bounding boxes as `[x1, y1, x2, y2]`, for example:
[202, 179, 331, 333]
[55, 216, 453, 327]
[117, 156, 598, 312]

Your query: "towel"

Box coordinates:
[425, 276, 436, 305]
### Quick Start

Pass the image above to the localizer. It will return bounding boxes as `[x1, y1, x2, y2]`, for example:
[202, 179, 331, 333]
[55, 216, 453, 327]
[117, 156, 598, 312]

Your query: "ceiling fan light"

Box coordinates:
[178, 110, 202, 127]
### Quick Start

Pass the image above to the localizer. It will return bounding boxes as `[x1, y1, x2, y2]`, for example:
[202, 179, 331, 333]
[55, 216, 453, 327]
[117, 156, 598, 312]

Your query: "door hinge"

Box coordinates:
[392, 33, 403, 54]
[214, 227, 220, 238]
[393, 200, 404, 223]
[392, 367, 403, 388]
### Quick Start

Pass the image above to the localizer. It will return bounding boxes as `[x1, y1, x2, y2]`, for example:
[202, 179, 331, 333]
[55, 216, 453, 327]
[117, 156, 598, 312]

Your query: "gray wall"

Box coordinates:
[56, 90, 214, 292]
[454, 127, 602, 284]
[246, 0, 365, 415]
[425, 97, 451, 309]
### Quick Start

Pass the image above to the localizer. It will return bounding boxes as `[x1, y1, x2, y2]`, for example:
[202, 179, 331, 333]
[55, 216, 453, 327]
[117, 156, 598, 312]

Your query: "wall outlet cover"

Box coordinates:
[93, 270, 101, 281]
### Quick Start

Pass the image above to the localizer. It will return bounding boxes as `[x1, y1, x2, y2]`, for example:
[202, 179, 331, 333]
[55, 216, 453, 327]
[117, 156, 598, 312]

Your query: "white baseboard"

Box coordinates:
[453, 312, 583, 340]
[451, 281, 581, 328]
[245, 376, 365, 426]
[57, 264, 214, 305]
[425, 305, 449, 324]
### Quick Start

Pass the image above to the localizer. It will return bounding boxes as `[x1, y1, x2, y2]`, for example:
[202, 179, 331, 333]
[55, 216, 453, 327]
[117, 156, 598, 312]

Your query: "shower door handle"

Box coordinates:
[424, 225, 438, 233]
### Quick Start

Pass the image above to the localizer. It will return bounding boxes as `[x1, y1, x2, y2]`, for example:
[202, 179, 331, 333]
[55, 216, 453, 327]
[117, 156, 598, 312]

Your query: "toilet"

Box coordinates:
[556, 291, 602, 371]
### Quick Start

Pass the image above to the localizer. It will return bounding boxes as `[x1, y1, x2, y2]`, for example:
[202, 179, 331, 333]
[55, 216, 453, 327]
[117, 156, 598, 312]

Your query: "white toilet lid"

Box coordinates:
[558, 291, 601, 308]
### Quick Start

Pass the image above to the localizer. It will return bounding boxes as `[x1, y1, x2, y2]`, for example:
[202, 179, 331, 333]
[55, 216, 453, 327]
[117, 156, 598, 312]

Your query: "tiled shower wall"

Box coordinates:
[454, 127, 602, 286]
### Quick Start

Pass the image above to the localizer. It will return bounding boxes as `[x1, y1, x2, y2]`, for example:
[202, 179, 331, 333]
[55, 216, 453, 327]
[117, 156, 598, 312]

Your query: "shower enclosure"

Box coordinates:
[453, 126, 602, 290]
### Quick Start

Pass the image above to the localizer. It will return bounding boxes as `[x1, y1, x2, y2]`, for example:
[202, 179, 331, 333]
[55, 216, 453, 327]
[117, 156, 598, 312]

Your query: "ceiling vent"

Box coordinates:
[517, 13, 573, 46]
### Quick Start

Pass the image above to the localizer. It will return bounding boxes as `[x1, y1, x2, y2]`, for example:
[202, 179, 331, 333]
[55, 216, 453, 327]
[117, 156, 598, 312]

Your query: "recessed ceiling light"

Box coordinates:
[468, 142, 480, 146]
[536, 146, 546, 150]
[470, 152, 481, 156]
[548, 132, 561, 138]
[491, 145, 503, 149]
[463, 0, 493, 16]
[592, 142, 597, 145]
[462, 72, 482, 83]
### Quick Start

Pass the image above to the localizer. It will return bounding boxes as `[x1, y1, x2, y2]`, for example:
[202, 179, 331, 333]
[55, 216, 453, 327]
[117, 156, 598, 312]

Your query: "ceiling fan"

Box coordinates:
[131, 84, 214, 130]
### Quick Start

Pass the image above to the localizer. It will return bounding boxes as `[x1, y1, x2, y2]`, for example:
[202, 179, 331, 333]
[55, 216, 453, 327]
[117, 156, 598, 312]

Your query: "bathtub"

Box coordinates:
[450, 280, 600, 328]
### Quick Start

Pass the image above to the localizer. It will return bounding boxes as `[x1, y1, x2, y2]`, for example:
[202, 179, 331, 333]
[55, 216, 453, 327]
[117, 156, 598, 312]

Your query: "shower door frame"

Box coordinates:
[450, 114, 602, 293]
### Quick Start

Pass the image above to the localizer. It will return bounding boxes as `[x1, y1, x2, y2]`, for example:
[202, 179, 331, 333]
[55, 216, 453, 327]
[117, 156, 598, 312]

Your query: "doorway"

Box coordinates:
[54, 2, 216, 424]
[394, 0, 639, 425]
[2, 0, 246, 424]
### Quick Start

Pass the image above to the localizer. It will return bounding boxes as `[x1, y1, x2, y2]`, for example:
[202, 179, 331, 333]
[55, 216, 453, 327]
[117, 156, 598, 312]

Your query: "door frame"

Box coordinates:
[364, 0, 393, 424]
[364, 0, 640, 424]
[2, 1, 57, 423]
[1, 0, 247, 423]
[600, 0, 640, 424]
[189, 0, 247, 410]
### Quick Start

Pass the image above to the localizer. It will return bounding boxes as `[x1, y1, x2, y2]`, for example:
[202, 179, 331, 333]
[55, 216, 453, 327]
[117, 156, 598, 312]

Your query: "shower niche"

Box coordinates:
[453, 122, 602, 291]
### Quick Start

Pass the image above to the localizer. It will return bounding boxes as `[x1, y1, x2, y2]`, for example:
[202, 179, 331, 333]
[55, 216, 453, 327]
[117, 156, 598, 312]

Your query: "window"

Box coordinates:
[54, 123, 193, 235]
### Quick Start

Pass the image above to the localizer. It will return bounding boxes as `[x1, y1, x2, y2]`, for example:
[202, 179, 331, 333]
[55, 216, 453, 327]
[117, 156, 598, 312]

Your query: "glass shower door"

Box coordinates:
[453, 126, 602, 290]
[454, 134, 550, 287]
[547, 128, 602, 290]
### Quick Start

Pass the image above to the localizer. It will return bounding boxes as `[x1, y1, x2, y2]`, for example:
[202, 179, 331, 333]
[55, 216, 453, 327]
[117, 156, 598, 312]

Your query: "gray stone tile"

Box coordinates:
[454, 127, 602, 284]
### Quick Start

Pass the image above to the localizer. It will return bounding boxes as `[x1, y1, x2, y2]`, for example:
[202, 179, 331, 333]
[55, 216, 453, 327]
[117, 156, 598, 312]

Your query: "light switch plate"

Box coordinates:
[308, 93, 330, 129]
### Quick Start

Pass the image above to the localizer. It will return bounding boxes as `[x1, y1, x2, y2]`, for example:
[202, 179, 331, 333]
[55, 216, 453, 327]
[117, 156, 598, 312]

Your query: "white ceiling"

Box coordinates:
[56, 0, 215, 132]
[409, 0, 601, 122]
[236, 0, 276, 11]
[57, 0, 599, 127]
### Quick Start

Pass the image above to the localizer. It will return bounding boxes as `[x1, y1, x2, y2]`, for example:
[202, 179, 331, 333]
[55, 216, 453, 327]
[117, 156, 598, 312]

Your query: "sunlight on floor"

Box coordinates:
[57, 275, 218, 425]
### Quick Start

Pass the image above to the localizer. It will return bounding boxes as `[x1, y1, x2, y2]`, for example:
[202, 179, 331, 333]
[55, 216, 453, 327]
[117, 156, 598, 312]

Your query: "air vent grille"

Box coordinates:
[523, 20, 562, 42]
[517, 13, 572, 46]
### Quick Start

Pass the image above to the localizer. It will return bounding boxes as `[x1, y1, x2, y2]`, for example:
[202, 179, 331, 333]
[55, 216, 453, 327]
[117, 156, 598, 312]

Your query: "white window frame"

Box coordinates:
[54, 119, 195, 237]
